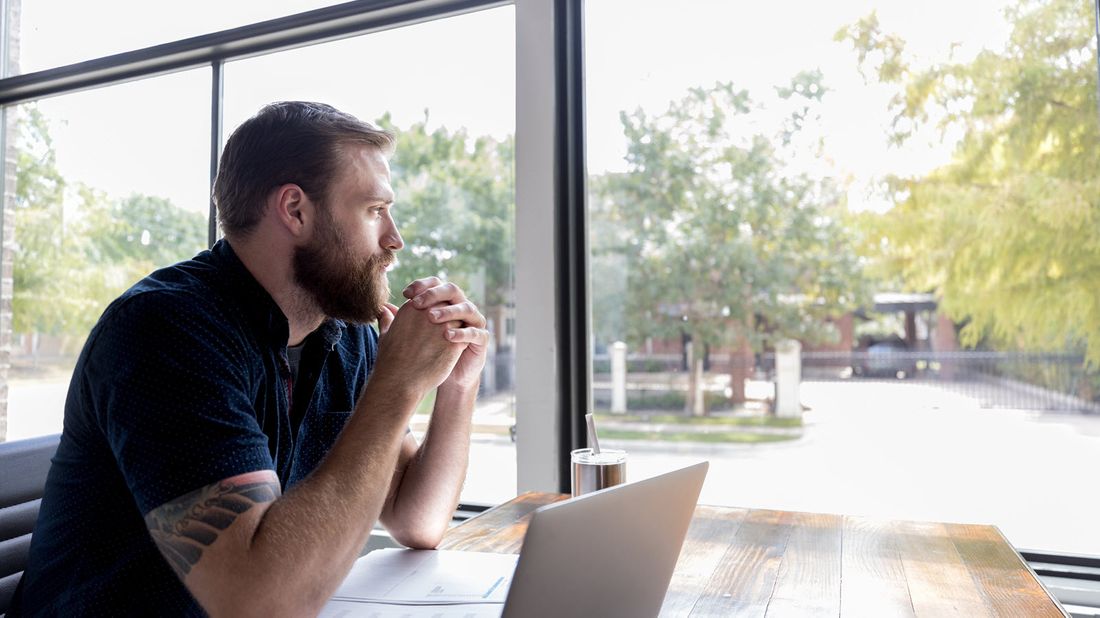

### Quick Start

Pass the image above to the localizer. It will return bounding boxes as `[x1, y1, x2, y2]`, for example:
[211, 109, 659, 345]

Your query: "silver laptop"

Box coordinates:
[502, 461, 709, 618]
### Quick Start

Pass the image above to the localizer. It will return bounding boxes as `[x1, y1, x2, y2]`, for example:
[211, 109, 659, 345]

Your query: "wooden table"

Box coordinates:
[439, 493, 1067, 617]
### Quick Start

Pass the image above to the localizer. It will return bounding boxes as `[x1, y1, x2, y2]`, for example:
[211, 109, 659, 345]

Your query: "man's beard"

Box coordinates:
[293, 211, 393, 324]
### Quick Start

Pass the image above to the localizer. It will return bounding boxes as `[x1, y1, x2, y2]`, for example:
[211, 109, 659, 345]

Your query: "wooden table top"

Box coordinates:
[439, 492, 1067, 617]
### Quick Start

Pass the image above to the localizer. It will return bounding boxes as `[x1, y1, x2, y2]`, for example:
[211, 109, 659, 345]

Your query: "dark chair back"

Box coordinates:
[0, 434, 60, 616]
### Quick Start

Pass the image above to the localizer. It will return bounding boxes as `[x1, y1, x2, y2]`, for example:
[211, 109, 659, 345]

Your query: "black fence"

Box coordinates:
[593, 350, 1099, 413]
[808, 351, 1096, 413]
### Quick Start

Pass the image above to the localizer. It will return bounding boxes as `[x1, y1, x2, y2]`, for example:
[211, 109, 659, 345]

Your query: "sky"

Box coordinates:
[16, 0, 1018, 215]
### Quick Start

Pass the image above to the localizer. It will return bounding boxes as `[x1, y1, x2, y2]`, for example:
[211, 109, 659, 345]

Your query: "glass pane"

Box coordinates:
[1, 68, 211, 440]
[585, 0, 1100, 555]
[14, 0, 346, 74]
[224, 6, 517, 505]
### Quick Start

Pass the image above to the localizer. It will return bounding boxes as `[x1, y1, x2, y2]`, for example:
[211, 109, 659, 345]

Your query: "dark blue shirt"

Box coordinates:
[11, 240, 378, 616]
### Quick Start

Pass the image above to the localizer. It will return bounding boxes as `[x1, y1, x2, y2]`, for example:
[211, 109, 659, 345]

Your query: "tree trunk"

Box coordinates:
[728, 334, 753, 404]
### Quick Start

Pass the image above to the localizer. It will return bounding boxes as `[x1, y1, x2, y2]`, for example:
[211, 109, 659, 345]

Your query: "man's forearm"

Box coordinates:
[265, 374, 419, 562]
[188, 372, 423, 617]
[221, 305, 475, 613]
[381, 379, 478, 547]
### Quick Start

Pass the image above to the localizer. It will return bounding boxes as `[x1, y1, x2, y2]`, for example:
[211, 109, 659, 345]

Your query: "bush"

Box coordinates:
[593, 390, 733, 412]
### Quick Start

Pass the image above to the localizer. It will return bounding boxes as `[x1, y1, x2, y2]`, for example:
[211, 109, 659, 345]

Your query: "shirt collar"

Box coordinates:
[208, 239, 290, 347]
[208, 239, 345, 350]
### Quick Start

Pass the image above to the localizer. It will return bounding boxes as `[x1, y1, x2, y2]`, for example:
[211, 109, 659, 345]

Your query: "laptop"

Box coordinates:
[502, 460, 709, 617]
[325, 461, 709, 618]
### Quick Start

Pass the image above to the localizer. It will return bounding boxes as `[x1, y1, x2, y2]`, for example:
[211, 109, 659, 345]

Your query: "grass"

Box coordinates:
[414, 389, 803, 445]
[593, 412, 802, 428]
[615, 391, 737, 411]
[598, 429, 796, 444]
[593, 410, 802, 444]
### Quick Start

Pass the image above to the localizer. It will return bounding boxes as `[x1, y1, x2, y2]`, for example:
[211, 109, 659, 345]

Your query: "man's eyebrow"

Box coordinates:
[365, 196, 395, 205]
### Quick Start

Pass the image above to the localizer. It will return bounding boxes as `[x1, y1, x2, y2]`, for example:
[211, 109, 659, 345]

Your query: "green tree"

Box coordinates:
[591, 78, 868, 413]
[837, 0, 1100, 362]
[382, 113, 515, 350]
[86, 194, 207, 269]
[12, 106, 208, 343]
[11, 106, 98, 338]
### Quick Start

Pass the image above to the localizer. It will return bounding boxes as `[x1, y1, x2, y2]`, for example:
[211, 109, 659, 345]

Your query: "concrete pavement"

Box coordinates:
[452, 380, 1100, 558]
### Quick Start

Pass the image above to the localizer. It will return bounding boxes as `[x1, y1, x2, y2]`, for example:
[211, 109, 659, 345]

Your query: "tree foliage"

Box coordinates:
[12, 106, 206, 338]
[12, 105, 515, 349]
[381, 113, 514, 335]
[590, 78, 868, 354]
[837, 0, 1100, 361]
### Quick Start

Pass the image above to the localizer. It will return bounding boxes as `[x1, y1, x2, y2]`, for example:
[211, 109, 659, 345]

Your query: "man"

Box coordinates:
[11, 101, 488, 616]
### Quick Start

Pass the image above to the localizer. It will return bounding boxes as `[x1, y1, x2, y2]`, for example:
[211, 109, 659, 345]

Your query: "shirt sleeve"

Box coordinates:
[82, 289, 275, 515]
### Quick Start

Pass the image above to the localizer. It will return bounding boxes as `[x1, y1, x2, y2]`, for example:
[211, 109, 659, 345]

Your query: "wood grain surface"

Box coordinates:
[440, 493, 1066, 617]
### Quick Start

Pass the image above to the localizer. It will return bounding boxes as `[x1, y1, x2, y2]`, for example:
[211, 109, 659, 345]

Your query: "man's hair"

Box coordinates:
[213, 101, 395, 238]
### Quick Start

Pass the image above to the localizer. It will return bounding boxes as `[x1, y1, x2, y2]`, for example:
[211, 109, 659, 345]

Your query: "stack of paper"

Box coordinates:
[319, 549, 519, 618]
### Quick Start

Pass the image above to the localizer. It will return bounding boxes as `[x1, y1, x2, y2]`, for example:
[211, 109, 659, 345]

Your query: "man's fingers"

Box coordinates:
[378, 302, 399, 335]
[402, 277, 444, 300]
[409, 281, 467, 308]
[427, 301, 486, 328]
[445, 327, 490, 345]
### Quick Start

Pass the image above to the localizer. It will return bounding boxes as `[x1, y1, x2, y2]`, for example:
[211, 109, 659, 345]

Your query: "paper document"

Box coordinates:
[330, 548, 518, 606]
[319, 600, 503, 617]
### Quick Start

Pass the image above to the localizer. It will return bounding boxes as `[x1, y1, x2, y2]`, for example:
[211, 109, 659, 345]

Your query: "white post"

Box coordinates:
[683, 340, 694, 415]
[611, 341, 627, 413]
[692, 355, 705, 417]
[775, 339, 802, 418]
[482, 319, 497, 394]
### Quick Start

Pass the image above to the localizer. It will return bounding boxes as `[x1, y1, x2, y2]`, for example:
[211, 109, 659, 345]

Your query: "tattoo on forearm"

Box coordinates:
[145, 478, 280, 578]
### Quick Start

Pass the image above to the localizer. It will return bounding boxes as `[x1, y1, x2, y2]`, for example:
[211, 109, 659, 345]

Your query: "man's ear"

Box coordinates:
[270, 183, 313, 238]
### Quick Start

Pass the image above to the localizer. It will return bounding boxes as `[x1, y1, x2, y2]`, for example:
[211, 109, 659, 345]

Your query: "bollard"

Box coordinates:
[775, 339, 802, 418]
[611, 341, 627, 413]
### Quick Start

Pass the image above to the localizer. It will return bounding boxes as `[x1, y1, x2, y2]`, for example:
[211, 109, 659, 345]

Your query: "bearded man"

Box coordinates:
[10, 101, 488, 617]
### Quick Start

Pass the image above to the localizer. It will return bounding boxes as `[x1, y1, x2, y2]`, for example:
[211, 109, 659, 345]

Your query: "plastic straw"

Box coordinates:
[585, 413, 602, 454]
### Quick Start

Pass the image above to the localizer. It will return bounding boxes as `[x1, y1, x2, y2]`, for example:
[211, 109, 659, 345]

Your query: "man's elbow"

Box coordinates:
[390, 522, 445, 549]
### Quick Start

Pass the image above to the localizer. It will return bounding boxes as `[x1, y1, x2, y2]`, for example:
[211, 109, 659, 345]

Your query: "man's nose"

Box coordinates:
[383, 222, 404, 251]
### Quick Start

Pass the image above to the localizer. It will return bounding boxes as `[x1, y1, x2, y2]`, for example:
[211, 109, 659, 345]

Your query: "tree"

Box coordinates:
[837, 0, 1100, 363]
[591, 77, 868, 413]
[381, 113, 515, 355]
[11, 105, 208, 343]
[11, 107, 107, 339]
[11, 104, 516, 372]
[86, 194, 207, 269]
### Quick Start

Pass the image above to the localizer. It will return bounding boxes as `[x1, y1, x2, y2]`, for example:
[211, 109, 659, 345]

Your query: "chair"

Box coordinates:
[0, 434, 59, 616]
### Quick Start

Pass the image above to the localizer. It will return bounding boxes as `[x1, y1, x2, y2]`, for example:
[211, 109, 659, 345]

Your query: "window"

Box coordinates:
[585, 0, 1100, 556]
[3, 69, 210, 441]
[0, 3, 519, 506]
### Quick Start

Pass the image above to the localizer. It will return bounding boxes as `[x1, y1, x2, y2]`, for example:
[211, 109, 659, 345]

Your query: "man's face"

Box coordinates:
[293, 145, 402, 324]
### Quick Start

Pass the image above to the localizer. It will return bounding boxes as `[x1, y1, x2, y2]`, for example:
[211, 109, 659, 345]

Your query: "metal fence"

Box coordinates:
[790, 350, 1099, 413]
[592, 350, 1099, 413]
